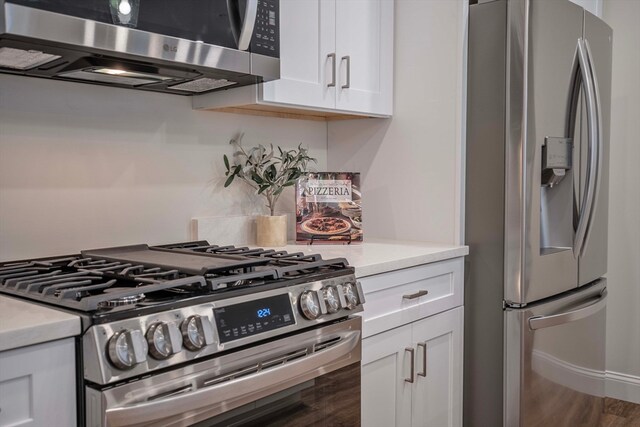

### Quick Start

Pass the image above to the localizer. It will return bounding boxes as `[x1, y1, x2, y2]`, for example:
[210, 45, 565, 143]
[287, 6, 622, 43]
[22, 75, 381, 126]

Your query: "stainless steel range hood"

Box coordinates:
[0, 1, 280, 95]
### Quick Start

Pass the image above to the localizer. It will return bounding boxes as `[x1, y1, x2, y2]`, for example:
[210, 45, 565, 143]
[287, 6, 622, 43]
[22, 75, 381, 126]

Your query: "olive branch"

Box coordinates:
[223, 133, 317, 216]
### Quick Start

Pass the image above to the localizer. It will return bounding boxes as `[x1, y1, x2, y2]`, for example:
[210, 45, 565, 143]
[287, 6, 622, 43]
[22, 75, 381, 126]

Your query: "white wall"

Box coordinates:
[0, 74, 327, 260]
[568, 0, 604, 17]
[327, 0, 466, 245]
[603, 0, 640, 403]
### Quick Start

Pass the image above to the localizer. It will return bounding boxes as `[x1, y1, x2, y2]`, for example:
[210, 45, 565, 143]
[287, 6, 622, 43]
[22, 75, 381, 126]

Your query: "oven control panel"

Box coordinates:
[83, 275, 364, 386]
[214, 294, 295, 343]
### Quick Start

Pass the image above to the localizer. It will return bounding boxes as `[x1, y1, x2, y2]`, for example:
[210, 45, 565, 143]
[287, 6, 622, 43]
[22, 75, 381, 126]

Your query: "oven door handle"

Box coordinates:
[105, 329, 361, 427]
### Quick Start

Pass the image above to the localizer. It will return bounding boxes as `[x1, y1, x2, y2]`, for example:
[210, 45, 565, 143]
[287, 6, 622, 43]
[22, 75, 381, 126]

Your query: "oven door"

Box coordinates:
[86, 317, 361, 427]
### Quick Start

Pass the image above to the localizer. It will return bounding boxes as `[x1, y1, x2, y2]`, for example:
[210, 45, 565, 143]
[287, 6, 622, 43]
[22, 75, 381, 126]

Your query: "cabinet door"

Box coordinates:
[361, 323, 413, 427]
[410, 307, 463, 427]
[0, 338, 76, 427]
[335, 0, 393, 115]
[261, 0, 336, 109]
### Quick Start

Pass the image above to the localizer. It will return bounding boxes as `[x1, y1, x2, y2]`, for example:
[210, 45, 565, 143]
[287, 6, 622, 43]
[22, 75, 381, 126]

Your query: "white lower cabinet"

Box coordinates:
[410, 308, 463, 427]
[362, 322, 413, 427]
[362, 307, 463, 427]
[360, 258, 464, 427]
[0, 338, 76, 427]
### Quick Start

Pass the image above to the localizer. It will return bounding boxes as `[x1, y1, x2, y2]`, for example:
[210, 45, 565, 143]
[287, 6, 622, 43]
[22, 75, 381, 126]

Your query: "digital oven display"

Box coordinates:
[213, 294, 295, 343]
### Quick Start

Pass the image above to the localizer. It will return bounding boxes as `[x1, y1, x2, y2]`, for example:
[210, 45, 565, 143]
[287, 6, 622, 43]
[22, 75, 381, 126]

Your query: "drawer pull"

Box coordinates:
[404, 347, 415, 383]
[402, 290, 429, 300]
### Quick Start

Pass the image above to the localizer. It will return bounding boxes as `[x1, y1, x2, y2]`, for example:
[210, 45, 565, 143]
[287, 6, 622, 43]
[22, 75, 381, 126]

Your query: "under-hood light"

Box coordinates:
[92, 68, 174, 81]
[57, 67, 177, 86]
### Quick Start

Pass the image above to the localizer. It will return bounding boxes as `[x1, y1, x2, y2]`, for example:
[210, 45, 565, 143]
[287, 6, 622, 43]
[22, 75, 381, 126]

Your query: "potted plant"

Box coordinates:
[223, 133, 316, 247]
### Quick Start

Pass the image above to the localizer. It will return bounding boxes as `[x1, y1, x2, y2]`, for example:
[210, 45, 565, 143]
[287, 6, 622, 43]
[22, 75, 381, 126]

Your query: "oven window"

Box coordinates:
[194, 362, 361, 427]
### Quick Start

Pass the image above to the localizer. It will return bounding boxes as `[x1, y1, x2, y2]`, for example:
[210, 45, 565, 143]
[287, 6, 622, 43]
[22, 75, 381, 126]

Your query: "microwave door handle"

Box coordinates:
[226, 0, 242, 45]
[238, 0, 259, 51]
[568, 38, 598, 258]
[580, 39, 603, 257]
[104, 329, 360, 427]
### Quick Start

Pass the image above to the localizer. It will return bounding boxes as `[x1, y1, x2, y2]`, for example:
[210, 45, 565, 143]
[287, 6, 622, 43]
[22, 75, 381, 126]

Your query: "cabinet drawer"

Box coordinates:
[359, 258, 463, 338]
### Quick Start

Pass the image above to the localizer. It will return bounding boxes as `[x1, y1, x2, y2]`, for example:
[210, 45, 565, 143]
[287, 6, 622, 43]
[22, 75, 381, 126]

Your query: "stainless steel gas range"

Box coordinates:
[0, 241, 364, 426]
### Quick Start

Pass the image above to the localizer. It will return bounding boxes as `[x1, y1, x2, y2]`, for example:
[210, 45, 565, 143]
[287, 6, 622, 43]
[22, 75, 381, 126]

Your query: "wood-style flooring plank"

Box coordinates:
[601, 398, 640, 427]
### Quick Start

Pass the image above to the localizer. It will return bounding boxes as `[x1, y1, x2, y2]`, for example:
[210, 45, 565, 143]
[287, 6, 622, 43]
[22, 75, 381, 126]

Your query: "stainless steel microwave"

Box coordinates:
[0, 0, 280, 95]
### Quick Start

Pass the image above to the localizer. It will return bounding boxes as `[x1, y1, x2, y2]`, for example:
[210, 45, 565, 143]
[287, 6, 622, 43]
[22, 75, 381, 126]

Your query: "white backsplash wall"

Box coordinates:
[0, 74, 327, 261]
[327, 0, 467, 245]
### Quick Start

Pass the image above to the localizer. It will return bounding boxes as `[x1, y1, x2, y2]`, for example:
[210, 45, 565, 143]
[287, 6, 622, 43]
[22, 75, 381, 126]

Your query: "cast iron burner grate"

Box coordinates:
[0, 241, 351, 313]
[0, 258, 207, 311]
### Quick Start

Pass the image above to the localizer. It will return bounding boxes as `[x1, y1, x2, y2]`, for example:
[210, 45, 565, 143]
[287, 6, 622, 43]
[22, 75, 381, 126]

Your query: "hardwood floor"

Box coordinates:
[600, 398, 640, 427]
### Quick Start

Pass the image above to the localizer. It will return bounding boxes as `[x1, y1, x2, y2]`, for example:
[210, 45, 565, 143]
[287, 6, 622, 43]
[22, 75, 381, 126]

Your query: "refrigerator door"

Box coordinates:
[578, 12, 612, 286]
[504, 279, 606, 427]
[505, 0, 584, 305]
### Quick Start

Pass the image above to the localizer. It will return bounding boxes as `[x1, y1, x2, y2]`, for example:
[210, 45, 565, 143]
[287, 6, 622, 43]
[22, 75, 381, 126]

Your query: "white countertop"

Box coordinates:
[0, 296, 81, 352]
[273, 238, 468, 278]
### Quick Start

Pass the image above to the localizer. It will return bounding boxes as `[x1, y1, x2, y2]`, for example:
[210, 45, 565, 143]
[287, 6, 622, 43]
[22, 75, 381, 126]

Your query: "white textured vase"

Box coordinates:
[256, 215, 287, 247]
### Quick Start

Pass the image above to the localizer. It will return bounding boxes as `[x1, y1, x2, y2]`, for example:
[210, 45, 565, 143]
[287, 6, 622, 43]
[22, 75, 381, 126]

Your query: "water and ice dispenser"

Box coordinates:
[540, 136, 575, 254]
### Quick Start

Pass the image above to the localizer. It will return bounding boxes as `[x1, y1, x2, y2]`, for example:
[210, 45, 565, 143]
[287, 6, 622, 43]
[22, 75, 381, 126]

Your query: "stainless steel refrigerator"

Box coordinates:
[465, 0, 612, 426]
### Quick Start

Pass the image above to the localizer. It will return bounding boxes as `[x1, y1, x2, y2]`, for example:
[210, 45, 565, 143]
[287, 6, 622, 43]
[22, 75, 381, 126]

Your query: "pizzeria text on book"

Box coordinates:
[295, 172, 362, 244]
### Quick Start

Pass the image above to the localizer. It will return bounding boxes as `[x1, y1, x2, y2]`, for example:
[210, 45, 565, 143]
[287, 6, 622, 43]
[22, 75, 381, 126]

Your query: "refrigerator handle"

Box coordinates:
[581, 39, 603, 257]
[528, 289, 607, 330]
[566, 38, 599, 258]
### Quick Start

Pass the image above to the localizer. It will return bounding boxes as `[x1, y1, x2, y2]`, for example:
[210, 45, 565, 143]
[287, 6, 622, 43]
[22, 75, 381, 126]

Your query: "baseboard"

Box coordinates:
[606, 371, 640, 404]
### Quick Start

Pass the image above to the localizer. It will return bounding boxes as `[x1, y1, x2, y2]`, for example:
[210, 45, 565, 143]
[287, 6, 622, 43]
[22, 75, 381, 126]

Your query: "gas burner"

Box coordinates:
[98, 288, 146, 308]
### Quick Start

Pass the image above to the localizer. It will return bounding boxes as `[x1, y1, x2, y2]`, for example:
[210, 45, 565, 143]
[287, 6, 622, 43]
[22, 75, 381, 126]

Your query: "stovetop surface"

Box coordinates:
[0, 241, 352, 321]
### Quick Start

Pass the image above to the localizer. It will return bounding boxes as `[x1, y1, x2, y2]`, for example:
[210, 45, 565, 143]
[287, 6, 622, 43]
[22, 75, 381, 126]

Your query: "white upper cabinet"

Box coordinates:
[334, 0, 393, 115]
[261, 0, 336, 109]
[194, 0, 394, 119]
[265, 0, 393, 116]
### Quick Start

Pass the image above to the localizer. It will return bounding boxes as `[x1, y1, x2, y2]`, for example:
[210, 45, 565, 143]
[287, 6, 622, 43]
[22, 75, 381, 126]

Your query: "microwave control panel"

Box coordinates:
[251, 0, 279, 58]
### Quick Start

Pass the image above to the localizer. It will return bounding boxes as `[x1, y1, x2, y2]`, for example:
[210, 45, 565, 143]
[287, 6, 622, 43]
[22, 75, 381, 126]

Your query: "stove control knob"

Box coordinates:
[322, 286, 340, 314]
[341, 283, 359, 310]
[107, 329, 147, 370]
[181, 315, 214, 351]
[300, 290, 321, 320]
[146, 322, 183, 360]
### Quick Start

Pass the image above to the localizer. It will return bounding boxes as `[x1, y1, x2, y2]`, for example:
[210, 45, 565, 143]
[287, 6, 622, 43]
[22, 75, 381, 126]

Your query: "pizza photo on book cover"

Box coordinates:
[295, 172, 362, 244]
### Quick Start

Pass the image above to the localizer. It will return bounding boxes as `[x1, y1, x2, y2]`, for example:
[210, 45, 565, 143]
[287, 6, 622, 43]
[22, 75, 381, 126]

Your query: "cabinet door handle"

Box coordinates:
[341, 55, 351, 89]
[327, 53, 336, 87]
[402, 290, 429, 300]
[404, 347, 415, 383]
[417, 342, 427, 377]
